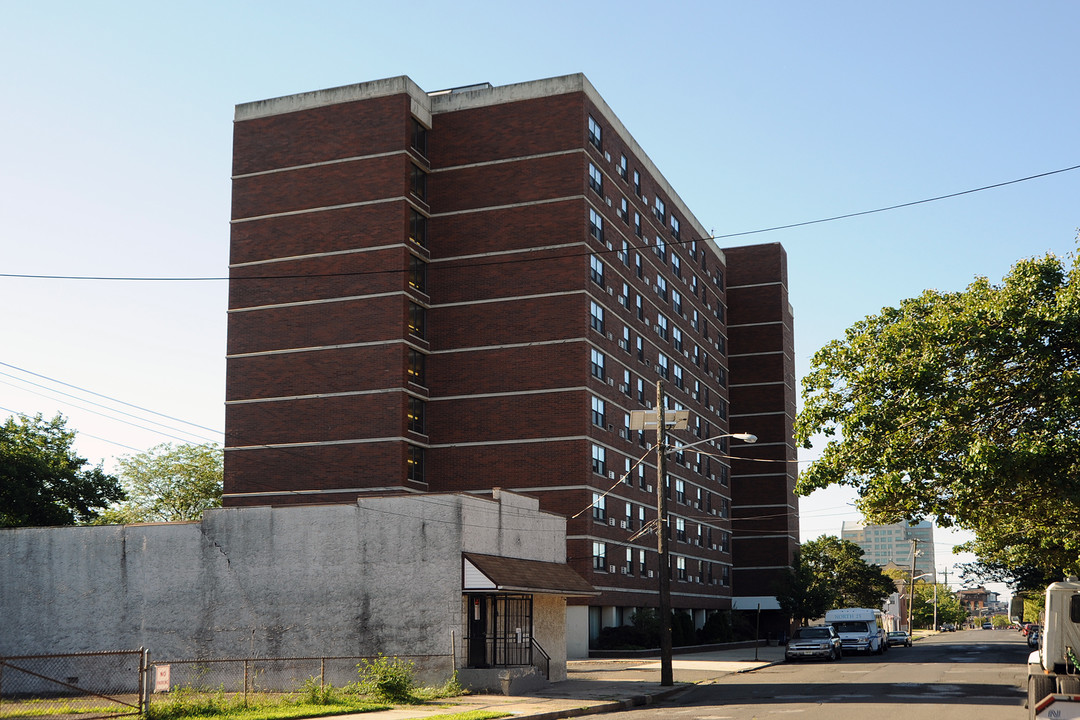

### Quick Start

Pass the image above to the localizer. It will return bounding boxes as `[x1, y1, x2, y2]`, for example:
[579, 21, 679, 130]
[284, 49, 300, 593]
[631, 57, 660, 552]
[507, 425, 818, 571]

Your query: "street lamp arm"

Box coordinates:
[663, 432, 757, 455]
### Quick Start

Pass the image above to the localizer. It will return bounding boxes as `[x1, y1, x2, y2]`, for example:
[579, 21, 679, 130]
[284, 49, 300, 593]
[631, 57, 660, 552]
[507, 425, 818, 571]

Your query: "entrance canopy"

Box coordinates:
[462, 553, 598, 597]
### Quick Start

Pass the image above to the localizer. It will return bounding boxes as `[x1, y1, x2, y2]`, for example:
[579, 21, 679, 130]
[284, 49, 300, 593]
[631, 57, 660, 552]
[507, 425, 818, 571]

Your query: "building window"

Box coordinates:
[590, 301, 605, 333]
[590, 256, 605, 287]
[407, 348, 426, 385]
[633, 170, 641, 196]
[717, 397, 728, 420]
[588, 208, 604, 242]
[639, 549, 647, 575]
[720, 497, 730, 519]
[409, 255, 427, 294]
[656, 276, 667, 301]
[623, 411, 631, 438]
[593, 542, 607, 570]
[636, 336, 644, 362]
[591, 395, 606, 427]
[622, 325, 630, 351]
[408, 396, 425, 434]
[409, 209, 428, 248]
[618, 154, 628, 180]
[618, 241, 629, 266]
[655, 235, 666, 262]
[622, 369, 631, 397]
[592, 492, 606, 520]
[410, 117, 428, 157]
[409, 164, 427, 201]
[587, 115, 602, 150]
[676, 517, 686, 542]
[672, 290, 682, 315]
[657, 314, 668, 340]
[588, 163, 603, 195]
[635, 294, 644, 321]
[592, 444, 607, 475]
[717, 366, 728, 388]
[673, 364, 684, 389]
[718, 463, 729, 488]
[658, 353, 669, 379]
[408, 302, 426, 339]
[591, 349, 606, 380]
[654, 197, 666, 223]
[635, 252, 643, 277]
[677, 556, 687, 580]
[672, 326, 683, 352]
[625, 547, 634, 574]
[620, 282, 630, 309]
[406, 443, 425, 483]
[671, 216, 680, 239]
[722, 565, 730, 586]
[675, 479, 686, 504]
[634, 211, 642, 238]
[671, 254, 681, 279]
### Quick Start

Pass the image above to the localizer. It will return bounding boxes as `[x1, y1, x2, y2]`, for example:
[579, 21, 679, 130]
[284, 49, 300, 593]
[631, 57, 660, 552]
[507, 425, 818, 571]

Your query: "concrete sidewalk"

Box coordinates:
[349, 644, 788, 720]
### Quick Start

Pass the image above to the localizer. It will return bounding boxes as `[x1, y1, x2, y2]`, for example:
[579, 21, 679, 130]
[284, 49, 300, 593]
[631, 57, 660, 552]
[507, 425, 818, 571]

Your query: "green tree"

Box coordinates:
[776, 536, 897, 624]
[795, 252, 1080, 585]
[0, 413, 123, 527]
[910, 582, 966, 629]
[100, 442, 223, 523]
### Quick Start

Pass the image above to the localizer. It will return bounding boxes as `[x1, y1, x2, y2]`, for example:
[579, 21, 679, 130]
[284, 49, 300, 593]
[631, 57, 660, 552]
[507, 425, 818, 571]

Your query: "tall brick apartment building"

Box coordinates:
[226, 74, 798, 645]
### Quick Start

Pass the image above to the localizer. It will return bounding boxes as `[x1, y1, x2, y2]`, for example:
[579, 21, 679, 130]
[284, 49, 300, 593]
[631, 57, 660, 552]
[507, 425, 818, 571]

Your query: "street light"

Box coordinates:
[647, 379, 757, 686]
[908, 572, 934, 634]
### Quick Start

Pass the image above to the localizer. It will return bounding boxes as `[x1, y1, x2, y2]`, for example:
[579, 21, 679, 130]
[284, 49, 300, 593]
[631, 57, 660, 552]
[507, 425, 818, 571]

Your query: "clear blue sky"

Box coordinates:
[3, 0, 1077, 597]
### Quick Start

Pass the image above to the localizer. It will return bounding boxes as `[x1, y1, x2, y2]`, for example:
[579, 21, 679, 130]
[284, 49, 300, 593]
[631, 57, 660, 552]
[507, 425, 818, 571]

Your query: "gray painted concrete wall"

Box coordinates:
[1, 491, 572, 685]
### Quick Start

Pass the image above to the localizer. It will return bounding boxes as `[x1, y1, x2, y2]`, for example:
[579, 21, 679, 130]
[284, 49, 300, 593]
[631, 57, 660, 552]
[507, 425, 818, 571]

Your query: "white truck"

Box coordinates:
[1027, 579, 1080, 719]
[825, 607, 887, 655]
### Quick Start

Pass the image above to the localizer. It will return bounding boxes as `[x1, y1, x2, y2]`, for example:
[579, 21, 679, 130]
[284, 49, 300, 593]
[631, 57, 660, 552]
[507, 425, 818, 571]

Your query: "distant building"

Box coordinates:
[841, 520, 935, 580]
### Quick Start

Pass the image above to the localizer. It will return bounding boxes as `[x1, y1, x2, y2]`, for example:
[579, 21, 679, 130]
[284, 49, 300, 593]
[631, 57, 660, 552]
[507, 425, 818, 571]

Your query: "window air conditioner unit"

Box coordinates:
[609, 471, 615, 479]
[607, 332, 613, 340]
[648, 570, 655, 578]
[620, 520, 627, 529]
[607, 286, 614, 295]
[609, 518, 616, 526]
[621, 567, 630, 575]
[608, 565, 616, 574]
[606, 197, 612, 206]
[608, 378, 614, 385]
[646, 485, 653, 493]
[619, 383, 628, 392]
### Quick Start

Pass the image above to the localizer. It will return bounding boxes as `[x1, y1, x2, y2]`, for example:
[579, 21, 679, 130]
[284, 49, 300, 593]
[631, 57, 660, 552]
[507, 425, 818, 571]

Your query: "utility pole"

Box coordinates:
[655, 379, 673, 686]
[907, 538, 919, 633]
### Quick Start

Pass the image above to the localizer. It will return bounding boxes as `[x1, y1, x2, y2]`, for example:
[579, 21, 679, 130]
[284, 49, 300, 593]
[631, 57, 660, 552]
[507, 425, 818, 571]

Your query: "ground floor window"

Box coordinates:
[464, 594, 534, 668]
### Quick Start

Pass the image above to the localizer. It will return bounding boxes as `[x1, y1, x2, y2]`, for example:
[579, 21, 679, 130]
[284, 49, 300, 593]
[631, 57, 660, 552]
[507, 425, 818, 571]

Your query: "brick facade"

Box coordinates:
[225, 74, 798, 632]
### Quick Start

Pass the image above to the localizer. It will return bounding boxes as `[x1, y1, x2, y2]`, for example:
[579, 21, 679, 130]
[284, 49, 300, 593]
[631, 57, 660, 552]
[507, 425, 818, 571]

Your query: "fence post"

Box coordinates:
[243, 659, 249, 706]
[1, 657, 5, 716]
[139, 648, 148, 717]
[320, 658, 325, 692]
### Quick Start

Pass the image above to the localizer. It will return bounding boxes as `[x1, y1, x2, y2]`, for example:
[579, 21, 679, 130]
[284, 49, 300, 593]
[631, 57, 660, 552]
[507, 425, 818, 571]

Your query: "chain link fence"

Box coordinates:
[0, 650, 146, 720]
[148, 653, 452, 703]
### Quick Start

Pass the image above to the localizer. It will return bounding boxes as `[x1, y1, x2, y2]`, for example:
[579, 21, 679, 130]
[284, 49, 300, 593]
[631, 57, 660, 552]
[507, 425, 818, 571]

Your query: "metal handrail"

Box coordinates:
[530, 638, 550, 679]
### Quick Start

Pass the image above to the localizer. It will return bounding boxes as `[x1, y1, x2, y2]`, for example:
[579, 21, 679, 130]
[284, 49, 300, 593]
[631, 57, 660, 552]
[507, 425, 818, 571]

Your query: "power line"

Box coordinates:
[2, 162, 1076, 283]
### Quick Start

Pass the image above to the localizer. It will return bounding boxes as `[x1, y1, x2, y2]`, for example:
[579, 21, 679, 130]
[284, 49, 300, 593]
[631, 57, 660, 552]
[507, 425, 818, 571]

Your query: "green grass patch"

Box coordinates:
[0, 701, 129, 718]
[400, 712, 510, 720]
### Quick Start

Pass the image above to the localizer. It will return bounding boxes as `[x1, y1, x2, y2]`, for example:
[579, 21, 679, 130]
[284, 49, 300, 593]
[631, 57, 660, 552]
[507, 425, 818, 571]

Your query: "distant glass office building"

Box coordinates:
[841, 520, 935, 580]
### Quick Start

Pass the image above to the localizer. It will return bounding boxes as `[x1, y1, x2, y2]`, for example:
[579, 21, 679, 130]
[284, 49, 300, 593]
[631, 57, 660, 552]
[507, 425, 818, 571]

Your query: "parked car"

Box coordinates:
[939, 623, 956, 632]
[786, 625, 843, 662]
[982, 621, 993, 629]
[1027, 625, 1041, 648]
[886, 630, 912, 647]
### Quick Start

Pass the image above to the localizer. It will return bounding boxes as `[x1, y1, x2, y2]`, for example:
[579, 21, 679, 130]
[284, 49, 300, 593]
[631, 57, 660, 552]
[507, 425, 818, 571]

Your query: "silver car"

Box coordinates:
[786, 625, 843, 661]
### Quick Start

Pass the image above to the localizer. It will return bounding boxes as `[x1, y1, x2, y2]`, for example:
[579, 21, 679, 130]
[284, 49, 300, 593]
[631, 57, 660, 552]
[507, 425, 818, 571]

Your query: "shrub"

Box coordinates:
[355, 654, 417, 703]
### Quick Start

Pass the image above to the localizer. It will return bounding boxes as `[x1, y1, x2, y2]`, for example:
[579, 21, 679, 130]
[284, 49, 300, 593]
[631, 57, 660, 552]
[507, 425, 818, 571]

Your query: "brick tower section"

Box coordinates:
[722, 243, 799, 597]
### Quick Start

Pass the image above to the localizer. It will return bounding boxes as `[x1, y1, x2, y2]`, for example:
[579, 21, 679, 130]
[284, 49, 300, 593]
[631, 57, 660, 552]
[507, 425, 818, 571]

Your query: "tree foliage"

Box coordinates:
[100, 442, 223, 523]
[795, 252, 1080, 584]
[909, 582, 966, 629]
[776, 536, 897, 624]
[0, 413, 123, 527]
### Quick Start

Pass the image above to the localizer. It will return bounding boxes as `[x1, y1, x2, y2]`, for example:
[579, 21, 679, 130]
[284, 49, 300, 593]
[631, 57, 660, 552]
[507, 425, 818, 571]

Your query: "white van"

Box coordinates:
[824, 608, 887, 655]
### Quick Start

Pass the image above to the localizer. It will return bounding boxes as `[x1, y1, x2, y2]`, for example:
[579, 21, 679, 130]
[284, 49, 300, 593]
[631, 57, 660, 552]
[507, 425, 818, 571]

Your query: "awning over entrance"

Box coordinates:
[463, 553, 598, 597]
